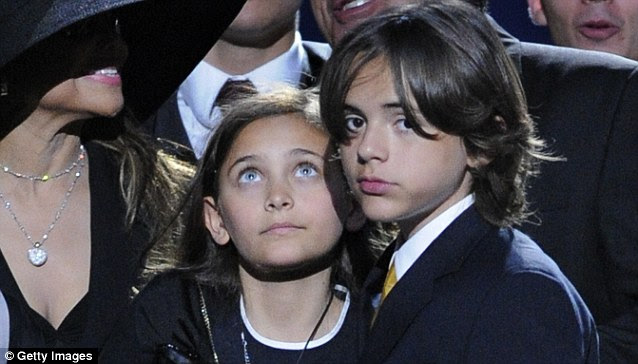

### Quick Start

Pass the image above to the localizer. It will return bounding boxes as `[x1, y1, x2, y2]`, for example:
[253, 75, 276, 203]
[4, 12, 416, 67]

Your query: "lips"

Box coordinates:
[262, 222, 304, 235]
[84, 67, 122, 86]
[341, 0, 373, 11]
[578, 20, 620, 41]
[357, 176, 394, 195]
[332, 0, 378, 24]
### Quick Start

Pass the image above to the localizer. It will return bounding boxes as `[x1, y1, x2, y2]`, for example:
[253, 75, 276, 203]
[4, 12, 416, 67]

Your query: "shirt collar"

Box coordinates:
[392, 194, 475, 281]
[178, 31, 307, 129]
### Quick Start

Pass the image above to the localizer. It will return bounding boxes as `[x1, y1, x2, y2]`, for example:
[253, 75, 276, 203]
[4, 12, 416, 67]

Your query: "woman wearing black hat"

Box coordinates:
[0, 0, 244, 350]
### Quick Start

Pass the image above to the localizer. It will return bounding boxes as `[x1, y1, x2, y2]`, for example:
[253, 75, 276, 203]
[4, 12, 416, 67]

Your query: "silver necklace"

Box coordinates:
[240, 289, 335, 364]
[1, 145, 85, 182]
[0, 148, 85, 266]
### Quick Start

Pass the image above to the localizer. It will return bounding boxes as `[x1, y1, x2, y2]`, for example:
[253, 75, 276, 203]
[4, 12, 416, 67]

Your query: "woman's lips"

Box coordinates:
[84, 67, 122, 86]
[578, 20, 620, 41]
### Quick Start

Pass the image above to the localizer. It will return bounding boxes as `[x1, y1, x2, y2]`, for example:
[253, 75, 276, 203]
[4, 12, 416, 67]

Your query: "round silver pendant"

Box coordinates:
[28, 247, 48, 266]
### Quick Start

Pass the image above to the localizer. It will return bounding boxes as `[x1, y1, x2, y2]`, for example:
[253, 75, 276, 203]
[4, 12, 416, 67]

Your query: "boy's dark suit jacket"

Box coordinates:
[142, 41, 331, 154]
[361, 207, 598, 364]
[494, 22, 638, 362]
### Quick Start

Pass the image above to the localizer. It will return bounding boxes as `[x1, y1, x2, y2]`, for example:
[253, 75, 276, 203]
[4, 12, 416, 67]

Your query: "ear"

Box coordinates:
[203, 196, 231, 245]
[527, 0, 548, 26]
[467, 154, 491, 169]
[345, 199, 367, 232]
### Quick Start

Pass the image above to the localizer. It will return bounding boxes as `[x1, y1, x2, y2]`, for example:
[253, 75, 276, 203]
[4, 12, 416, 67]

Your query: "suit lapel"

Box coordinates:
[364, 240, 396, 298]
[300, 41, 331, 88]
[143, 91, 192, 149]
[363, 207, 491, 361]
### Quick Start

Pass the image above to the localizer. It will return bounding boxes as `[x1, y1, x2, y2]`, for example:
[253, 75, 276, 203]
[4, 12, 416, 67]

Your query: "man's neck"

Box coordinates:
[204, 30, 296, 75]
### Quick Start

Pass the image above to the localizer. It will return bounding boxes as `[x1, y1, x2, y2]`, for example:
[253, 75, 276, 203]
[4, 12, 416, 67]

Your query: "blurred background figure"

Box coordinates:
[145, 0, 331, 160]
[527, 0, 638, 60]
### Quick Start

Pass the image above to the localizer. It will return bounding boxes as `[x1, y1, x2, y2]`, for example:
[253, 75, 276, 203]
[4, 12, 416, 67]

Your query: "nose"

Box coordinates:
[356, 124, 389, 164]
[265, 178, 294, 211]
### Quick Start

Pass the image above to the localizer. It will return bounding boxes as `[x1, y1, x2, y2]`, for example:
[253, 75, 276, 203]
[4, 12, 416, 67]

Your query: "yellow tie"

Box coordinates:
[371, 262, 398, 326]
[381, 262, 397, 301]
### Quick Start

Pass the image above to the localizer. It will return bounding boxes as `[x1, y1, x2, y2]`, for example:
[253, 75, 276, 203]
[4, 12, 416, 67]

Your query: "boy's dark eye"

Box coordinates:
[345, 115, 365, 133]
[397, 118, 413, 130]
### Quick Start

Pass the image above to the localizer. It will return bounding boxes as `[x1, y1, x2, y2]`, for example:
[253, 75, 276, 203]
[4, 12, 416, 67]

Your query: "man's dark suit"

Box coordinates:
[493, 23, 638, 362]
[361, 207, 598, 363]
[143, 41, 331, 152]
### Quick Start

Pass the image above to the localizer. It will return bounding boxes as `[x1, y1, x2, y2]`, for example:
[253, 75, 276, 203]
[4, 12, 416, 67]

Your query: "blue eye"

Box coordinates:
[238, 169, 261, 183]
[295, 163, 318, 178]
[345, 114, 365, 133]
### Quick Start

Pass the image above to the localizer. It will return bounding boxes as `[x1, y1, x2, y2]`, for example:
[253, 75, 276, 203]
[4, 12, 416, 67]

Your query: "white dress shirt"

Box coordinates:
[390, 194, 475, 282]
[177, 32, 309, 158]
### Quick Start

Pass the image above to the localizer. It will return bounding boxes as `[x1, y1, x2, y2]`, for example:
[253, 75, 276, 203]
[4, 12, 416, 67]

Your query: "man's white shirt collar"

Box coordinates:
[177, 32, 307, 158]
[391, 194, 475, 281]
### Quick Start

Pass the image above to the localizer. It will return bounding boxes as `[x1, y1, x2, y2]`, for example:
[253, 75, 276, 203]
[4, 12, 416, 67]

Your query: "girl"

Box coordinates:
[101, 87, 373, 363]
[320, 1, 598, 363]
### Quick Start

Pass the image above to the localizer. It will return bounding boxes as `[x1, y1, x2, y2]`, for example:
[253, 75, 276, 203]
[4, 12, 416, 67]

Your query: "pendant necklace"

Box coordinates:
[0, 145, 86, 266]
[240, 288, 335, 364]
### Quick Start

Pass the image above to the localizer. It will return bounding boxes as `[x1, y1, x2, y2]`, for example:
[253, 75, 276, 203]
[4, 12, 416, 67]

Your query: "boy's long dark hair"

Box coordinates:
[320, 1, 552, 227]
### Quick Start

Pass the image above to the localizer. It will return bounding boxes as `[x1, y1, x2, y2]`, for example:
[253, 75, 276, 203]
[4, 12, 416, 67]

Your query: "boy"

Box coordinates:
[320, 2, 598, 362]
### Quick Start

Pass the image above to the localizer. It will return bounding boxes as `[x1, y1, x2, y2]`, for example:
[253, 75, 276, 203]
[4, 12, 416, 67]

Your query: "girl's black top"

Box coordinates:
[100, 271, 369, 363]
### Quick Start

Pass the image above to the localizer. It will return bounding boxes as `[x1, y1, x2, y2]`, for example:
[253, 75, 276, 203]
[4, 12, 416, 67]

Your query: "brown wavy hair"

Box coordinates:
[320, 1, 553, 227]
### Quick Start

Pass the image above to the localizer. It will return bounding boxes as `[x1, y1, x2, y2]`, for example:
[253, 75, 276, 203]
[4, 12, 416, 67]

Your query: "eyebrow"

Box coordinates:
[227, 155, 256, 175]
[226, 148, 325, 173]
[290, 148, 324, 160]
[343, 102, 403, 114]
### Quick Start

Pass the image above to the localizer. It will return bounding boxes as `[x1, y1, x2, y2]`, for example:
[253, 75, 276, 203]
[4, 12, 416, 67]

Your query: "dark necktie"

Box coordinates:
[214, 79, 257, 108]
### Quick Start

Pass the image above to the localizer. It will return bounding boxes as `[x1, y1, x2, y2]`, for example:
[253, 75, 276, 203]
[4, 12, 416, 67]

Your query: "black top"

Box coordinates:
[101, 272, 368, 363]
[1, 142, 148, 349]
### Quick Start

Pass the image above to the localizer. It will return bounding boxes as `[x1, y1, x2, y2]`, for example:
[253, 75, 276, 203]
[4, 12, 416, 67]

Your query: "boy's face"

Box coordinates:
[204, 114, 351, 274]
[339, 59, 474, 238]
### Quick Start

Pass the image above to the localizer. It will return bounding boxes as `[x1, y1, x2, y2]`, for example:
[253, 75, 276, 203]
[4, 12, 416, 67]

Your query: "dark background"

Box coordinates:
[299, 0, 552, 44]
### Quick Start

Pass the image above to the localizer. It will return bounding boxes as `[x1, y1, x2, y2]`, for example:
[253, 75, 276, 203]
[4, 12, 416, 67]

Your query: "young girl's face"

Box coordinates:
[339, 58, 475, 237]
[205, 114, 351, 274]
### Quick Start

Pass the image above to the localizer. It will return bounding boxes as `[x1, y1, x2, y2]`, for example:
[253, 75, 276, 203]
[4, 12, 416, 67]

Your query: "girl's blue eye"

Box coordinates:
[345, 114, 365, 133]
[295, 163, 318, 178]
[238, 169, 261, 183]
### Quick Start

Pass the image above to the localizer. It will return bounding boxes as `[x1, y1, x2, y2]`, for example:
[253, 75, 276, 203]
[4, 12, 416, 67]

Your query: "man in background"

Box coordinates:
[310, 0, 638, 361]
[527, 0, 638, 61]
[146, 0, 330, 159]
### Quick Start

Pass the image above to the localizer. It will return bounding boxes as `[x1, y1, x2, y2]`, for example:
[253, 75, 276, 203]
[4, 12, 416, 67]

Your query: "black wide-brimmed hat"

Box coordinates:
[1, 0, 245, 120]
